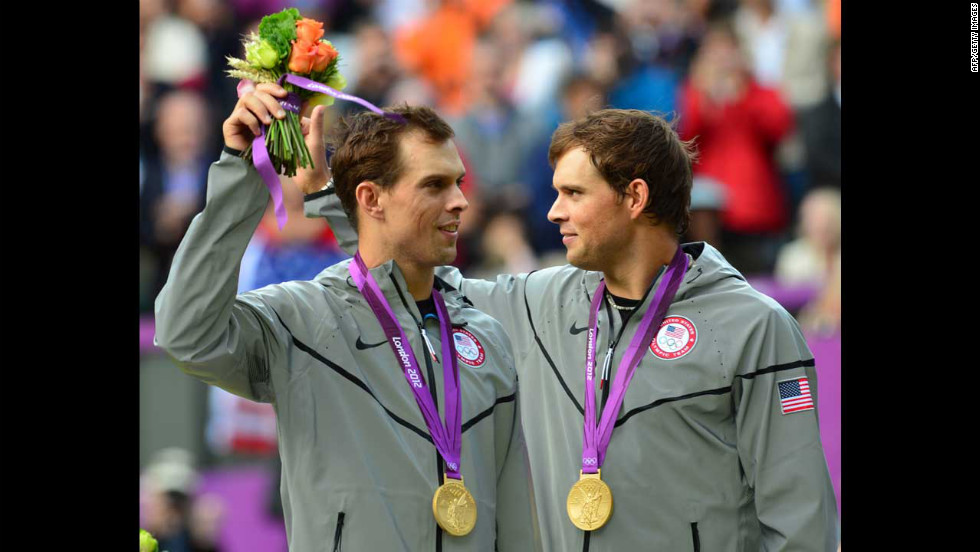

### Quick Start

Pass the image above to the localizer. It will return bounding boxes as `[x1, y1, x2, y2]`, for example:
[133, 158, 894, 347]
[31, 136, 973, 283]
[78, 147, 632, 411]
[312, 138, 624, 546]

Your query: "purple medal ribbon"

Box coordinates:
[581, 247, 689, 473]
[248, 75, 407, 230]
[348, 253, 463, 479]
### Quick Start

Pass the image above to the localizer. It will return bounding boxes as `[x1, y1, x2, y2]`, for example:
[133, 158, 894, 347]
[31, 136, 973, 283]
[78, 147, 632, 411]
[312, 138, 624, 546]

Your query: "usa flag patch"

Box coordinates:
[777, 376, 814, 415]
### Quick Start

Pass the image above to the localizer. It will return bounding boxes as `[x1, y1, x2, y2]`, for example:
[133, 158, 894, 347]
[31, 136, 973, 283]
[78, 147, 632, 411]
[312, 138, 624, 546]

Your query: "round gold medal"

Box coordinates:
[566, 470, 613, 531]
[432, 475, 477, 536]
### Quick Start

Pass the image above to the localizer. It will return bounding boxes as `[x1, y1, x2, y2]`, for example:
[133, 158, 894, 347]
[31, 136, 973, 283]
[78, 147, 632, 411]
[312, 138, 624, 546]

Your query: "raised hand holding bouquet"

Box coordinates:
[226, 7, 404, 229]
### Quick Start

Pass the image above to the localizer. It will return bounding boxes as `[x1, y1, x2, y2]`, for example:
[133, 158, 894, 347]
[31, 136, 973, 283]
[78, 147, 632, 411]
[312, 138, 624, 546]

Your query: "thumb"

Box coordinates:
[306, 105, 326, 152]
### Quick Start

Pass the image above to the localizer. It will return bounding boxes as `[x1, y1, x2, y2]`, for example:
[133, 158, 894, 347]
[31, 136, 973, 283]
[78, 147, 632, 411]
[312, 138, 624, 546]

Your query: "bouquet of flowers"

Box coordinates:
[225, 7, 347, 177]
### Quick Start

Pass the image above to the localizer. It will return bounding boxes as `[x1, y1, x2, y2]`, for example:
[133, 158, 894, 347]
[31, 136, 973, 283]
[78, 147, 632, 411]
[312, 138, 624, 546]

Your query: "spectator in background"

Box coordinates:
[174, 0, 244, 133]
[733, 0, 828, 110]
[140, 0, 210, 163]
[335, 20, 404, 118]
[237, 175, 349, 293]
[732, 0, 829, 216]
[140, 90, 214, 312]
[581, 29, 631, 93]
[467, 210, 540, 280]
[141, 6, 209, 92]
[799, 38, 841, 191]
[682, 174, 727, 246]
[140, 448, 225, 552]
[523, 73, 607, 257]
[394, 0, 512, 115]
[545, 0, 617, 60]
[489, 2, 574, 118]
[607, 0, 704, 114]
[798, 248, 840, 336]
[774, 186, 840, 335]
[774, 186, 840, 287]
[449, 38, 542, 210]
[678, 22, 793, 274]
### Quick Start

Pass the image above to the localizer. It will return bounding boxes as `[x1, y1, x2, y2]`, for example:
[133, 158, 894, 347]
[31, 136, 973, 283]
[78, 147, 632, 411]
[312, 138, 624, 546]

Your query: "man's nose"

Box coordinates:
[547, 196, 565, 224]
[449, 184, 469, 213]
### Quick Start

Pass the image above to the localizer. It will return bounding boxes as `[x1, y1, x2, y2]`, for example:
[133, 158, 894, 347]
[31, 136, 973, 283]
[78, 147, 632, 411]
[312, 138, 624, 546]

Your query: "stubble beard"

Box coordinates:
[428, 233, 459, 268]
[565, 240, 598, 271]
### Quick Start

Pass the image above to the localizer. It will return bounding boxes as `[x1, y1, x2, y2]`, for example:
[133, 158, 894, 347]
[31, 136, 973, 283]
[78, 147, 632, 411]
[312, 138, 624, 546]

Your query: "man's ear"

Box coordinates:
[355, 181, 385, 222]
[625, 178, 649, 220]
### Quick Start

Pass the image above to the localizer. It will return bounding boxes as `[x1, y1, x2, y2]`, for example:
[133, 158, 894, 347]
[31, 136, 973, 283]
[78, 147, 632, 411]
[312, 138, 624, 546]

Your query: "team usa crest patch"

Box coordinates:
[453, 328, 486, 367]
[777, 376, 814, 414]
[650, 316, 697, 360]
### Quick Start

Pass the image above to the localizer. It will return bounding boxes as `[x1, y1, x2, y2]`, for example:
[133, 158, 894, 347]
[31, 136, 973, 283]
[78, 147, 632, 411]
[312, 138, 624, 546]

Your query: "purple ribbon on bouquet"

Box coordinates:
[242, 76, 407, 230]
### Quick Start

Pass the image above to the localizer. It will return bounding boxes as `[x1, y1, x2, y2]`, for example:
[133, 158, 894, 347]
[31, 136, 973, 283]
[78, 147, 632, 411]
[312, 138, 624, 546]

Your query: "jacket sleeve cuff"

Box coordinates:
[223, 145, 244, 157]
[304, 186, 334, 202]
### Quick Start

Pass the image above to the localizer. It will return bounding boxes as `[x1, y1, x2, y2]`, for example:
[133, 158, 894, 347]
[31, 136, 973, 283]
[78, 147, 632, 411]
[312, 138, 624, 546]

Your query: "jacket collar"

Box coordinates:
[578, 242, 724, 313]
[330, 256, 469, 325]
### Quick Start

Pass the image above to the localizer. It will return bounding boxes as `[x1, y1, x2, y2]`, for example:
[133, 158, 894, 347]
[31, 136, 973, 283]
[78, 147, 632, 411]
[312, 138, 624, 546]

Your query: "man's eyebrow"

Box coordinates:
[416, 170, 466, 184]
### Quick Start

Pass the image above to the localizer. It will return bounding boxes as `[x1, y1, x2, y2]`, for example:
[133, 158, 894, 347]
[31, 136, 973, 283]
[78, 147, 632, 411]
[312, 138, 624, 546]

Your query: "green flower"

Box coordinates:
[326, 71, 347, 91]
[246, 39, 279, 69]
[258, 7, 302, 60]
[139, 529, 159, 552]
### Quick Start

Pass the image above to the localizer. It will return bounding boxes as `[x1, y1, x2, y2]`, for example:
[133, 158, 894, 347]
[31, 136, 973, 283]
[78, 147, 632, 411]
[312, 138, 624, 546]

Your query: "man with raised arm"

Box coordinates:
[309, 109, 838, 550]
[154, 82, 539, 552]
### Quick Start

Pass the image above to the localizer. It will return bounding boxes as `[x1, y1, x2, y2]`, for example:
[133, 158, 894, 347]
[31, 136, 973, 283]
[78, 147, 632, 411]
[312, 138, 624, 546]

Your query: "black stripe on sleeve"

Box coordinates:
[734, 358, 815, 380]
[304, 186, 335, 201]
[613, 357, 817, 428]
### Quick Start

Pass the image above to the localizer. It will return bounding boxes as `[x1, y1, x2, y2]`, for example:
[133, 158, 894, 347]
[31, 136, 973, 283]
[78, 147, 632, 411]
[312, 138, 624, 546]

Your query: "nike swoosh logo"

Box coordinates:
[569, 321, 589, 335]
[355, 336, 387, 350]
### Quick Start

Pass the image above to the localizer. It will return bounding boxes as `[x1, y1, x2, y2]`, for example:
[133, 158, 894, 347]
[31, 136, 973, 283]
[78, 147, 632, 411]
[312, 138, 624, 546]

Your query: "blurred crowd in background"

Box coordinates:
[139, 1, 841, 550]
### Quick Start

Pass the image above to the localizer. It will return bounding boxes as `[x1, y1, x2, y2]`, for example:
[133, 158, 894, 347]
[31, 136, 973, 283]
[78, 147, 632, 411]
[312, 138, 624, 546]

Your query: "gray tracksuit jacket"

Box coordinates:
[308, 191, 839, 551]
[154, 151, 540, 552]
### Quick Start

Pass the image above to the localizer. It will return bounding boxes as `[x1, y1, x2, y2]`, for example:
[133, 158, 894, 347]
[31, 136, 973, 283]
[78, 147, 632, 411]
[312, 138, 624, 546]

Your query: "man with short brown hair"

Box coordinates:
[156, 84, 539, 551]
[312, 108, 838, 550]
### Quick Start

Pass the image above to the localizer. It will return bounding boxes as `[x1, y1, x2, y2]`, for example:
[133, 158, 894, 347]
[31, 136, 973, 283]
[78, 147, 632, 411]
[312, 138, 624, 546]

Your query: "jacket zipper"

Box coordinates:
[333, 512, 345, 552]
[691, 521, 701, 552]
[390, 275, 444, 552]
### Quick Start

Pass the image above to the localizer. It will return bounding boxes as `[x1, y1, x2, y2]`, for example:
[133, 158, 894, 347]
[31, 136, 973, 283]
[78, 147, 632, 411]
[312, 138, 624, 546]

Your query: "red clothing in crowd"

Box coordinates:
[679, 79, 794, 234]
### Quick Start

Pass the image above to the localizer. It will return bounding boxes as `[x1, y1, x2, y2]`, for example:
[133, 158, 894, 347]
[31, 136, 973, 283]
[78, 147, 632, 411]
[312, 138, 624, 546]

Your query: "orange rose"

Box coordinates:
[288, 39, 319, 74]
[312, 41, 339, 72]
[295, 18, 324, 43]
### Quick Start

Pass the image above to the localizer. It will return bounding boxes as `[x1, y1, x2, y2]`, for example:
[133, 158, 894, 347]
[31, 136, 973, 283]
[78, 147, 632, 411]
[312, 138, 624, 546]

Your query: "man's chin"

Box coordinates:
[565, 249, 597, 271]
[436, 247, 458, 266]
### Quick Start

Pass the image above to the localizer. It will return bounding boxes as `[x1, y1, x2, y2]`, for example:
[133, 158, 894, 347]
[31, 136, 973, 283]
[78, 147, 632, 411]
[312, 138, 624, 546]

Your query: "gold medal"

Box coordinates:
[566, 470, 613, 531]
[432, 474, 477, 536]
